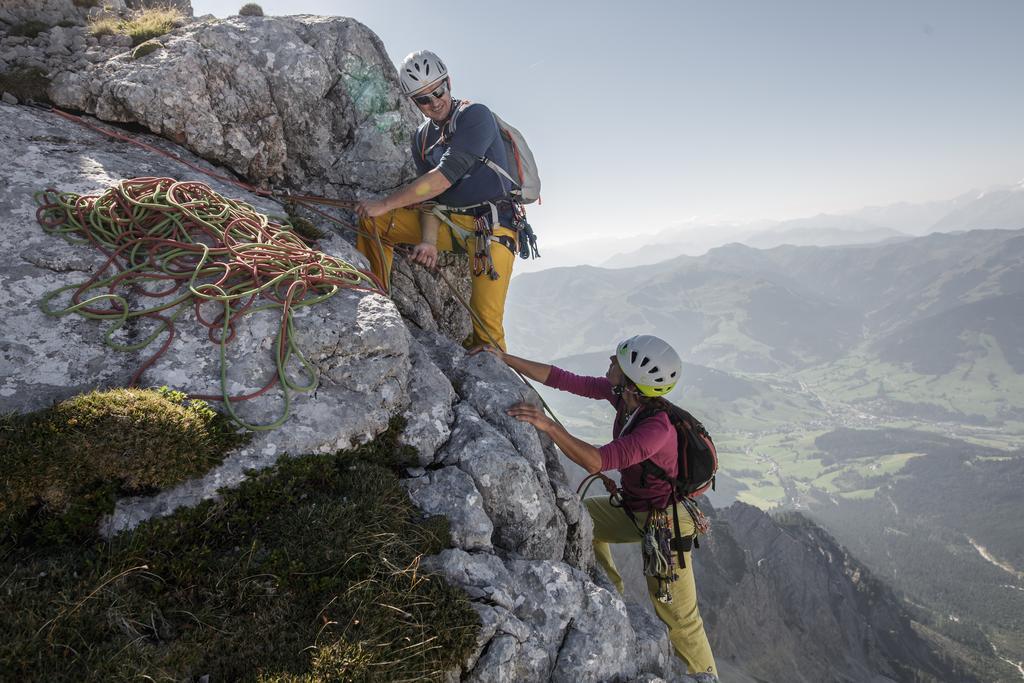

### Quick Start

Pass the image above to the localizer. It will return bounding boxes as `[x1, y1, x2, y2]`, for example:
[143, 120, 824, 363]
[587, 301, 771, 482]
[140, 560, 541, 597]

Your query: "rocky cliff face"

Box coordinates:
[0, 11, 690, 682]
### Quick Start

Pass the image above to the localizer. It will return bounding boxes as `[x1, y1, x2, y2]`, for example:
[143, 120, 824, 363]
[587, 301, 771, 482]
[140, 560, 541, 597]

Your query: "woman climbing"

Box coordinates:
[475, 334, 718, 681]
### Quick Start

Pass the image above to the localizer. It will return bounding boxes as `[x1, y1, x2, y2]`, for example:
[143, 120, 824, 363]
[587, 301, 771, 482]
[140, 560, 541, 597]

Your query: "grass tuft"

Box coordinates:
[87, 7, 183, 46]
[123, 7, 182, 46]
[239, 3, 265, 17]
[0, 418, 479, 680]
[87, 15, 120, 37]
[0, 387, 247, 544]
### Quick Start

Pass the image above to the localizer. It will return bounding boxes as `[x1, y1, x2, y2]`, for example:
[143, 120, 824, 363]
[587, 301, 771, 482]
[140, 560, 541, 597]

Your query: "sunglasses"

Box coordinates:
[411, 80, 449, 106]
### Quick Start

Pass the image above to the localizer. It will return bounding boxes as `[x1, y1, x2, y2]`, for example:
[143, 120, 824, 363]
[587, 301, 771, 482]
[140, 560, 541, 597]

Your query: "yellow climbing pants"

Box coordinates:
[585, 496, 718, 678]
[357, 208, 516, 351]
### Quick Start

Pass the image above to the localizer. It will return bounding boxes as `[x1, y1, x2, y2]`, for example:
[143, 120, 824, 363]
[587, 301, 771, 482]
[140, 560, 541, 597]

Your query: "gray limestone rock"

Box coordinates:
[399, 335, 456, 465]
[0, 103, 411, 534]
[403, 466, 492, 551]
[0, 10, 689, 680]
[49, 15, 421, 199]
[389, 252, 473, 344]
[441, 403, 566, 561]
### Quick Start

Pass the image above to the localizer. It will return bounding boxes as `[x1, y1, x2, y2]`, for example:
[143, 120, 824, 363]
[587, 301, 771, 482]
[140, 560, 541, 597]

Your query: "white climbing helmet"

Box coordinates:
[615, 334, 682, 397]
[399, 50, 448, 96]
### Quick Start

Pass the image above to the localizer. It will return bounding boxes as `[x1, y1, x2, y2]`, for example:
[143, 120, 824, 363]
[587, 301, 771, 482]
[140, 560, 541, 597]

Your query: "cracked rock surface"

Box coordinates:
[49, 15, 421, 200]
[0, 11, 694, 679]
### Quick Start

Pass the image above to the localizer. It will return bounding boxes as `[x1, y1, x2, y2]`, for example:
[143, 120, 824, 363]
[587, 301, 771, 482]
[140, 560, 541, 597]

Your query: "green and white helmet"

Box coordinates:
[616, 334, 681, 397]
[399, 50, 448, 96]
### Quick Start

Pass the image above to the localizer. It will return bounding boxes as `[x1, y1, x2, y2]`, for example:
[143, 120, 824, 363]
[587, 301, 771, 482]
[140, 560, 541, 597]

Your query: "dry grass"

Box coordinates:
[87, 15, 121, 37]
[123, 7, 182, 46]
[87, 7, 184, 46]
[0, 418, 479, 680]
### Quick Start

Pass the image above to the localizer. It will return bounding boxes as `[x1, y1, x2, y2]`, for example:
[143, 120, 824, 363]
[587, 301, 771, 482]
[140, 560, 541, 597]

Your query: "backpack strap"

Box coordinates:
[417, 99, 470, 163]
[422, 99, 521, 195]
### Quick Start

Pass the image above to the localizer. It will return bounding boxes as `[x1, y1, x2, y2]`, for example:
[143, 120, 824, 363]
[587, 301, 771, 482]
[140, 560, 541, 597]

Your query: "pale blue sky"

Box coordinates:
[192, 0, 1024, 244]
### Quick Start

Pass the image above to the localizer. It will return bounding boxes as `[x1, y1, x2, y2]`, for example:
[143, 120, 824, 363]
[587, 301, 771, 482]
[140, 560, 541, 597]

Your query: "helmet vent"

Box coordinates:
[655, 378, 663, 382]
[640, 357, 650, 367]
[630, 351, 637, 364]
[670, 371, 677, 378]
[648, 366, 659, 374]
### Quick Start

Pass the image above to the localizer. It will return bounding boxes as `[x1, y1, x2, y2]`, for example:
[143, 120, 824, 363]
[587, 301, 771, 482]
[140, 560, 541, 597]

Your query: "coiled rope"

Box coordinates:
[35, 105, 567, 437]
[35, 177, 385, 431]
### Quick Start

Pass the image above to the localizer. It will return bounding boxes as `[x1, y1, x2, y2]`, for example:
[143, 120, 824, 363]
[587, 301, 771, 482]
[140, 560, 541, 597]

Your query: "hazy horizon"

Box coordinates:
[191, 0, 1024, 245]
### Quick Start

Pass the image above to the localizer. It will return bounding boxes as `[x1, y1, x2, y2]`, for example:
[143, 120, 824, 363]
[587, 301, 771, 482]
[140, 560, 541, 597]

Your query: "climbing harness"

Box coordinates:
[576, 473, 693, 603]
[415, 98, 541, 265]
[35, 177, 384, 431]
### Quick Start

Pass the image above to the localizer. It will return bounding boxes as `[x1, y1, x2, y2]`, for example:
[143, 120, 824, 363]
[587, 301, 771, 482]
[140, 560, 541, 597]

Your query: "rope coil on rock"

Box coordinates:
[36, 106, 568, 439]
[35, 177, 386, 431]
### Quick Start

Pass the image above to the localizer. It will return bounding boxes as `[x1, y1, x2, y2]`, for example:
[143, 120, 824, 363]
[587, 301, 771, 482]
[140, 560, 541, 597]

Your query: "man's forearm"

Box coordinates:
[383, 169, 452, 211]
[419, 211, 440, 245]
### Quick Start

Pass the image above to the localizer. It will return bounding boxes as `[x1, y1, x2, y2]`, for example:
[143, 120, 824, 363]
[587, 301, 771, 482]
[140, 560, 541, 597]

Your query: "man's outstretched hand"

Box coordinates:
[355, 198, 390, 219]
[410, 241, 439, 269]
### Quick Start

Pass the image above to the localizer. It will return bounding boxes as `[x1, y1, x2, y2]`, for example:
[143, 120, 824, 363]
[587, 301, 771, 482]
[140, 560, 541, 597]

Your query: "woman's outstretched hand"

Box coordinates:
[469, 344, 506, 364]
[507, 402, 556, 433]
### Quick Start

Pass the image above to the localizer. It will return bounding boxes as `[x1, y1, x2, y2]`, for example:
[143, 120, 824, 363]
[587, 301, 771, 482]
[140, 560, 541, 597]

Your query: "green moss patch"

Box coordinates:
[0, 419, 479, 681]
[1, 387, 246, 543]
[0, 67, 51, 104]
[9, 21, 50, 38]
[131, 39, 163, 60]
[239, 3, 265, 17]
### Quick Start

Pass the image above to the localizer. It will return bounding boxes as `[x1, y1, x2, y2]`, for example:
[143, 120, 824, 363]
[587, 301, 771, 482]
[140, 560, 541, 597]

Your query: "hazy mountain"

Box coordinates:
[743, 214, 908, 249]
[930, 181, 1024, 233]
[573, 184, 1024, 273]
[600, 221, 766, 269]
[509, 229, 1024, 376]
[843, 192, 977, 235]
[695, 504, 972, 683]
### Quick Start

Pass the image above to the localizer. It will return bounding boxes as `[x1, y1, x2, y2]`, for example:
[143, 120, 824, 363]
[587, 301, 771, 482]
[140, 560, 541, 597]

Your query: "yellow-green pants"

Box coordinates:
[357, 208, 516, 351]
[585, 497, 718, 678]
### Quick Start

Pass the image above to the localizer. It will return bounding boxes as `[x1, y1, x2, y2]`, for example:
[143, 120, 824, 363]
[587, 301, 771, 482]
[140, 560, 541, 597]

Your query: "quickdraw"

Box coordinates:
[644, 508, 678, 603]
[471, 213, 499, 280]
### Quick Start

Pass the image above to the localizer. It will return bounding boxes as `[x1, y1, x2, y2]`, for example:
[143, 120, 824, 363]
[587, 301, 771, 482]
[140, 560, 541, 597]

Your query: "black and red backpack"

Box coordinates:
[621, 399, 718, 500]
[619, 399, 718, 565]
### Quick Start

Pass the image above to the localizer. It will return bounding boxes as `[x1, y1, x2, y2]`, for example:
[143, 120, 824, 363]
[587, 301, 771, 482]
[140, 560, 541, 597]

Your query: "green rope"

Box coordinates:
[34, 177, 385, 431]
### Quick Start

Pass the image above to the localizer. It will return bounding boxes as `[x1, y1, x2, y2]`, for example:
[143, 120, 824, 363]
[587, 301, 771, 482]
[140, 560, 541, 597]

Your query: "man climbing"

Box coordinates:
[355, 50, 519, 350]
[476, 336, 719, 681]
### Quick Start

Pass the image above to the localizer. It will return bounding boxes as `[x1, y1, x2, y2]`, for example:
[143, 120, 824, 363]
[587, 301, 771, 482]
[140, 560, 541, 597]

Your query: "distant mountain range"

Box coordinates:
[510, 228, 1024, 382]
[509, 224, 1024, 680]
[530, 181, 1024, 272]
